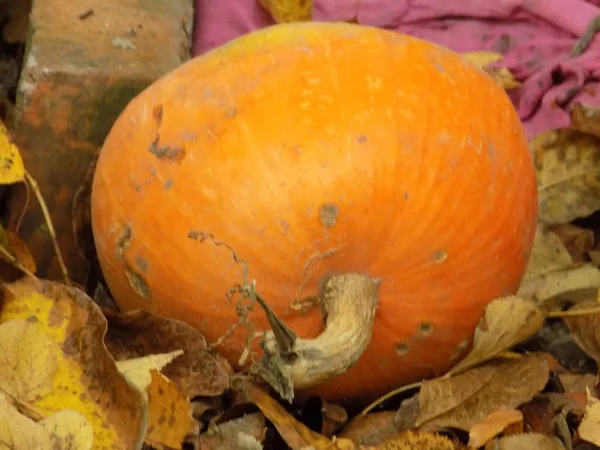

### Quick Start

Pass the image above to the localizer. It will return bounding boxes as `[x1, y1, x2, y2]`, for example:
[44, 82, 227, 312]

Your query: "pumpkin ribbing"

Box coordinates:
[91, 22, 537, 405]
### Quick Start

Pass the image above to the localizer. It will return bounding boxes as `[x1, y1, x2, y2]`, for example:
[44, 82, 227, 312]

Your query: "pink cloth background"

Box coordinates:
[192, 0, 600, 138]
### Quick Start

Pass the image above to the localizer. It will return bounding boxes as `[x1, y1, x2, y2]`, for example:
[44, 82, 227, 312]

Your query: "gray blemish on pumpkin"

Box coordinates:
[403, 192, 409, 200]
[418, 322, 435, 336]
[115, 223, 151, 300]
[356, 135, 367, 143]
[395, 342, 410, 356]
[164, 179, 173, 191]
[432, 250, 447, 264]
[225, 107, 237, 118]
[319, 203, 339, 228]
[135, 256, 148, 273]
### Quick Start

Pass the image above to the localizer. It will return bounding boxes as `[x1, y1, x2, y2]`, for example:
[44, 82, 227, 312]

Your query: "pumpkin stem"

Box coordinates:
[251, 273, 379, 402]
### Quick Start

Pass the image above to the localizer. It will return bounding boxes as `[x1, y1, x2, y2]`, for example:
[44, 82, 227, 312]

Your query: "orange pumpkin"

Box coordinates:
[91, 22, 537, 405]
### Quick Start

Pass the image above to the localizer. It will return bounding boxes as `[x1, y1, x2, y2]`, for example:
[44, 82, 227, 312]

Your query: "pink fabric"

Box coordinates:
[192, 0, 600, 138]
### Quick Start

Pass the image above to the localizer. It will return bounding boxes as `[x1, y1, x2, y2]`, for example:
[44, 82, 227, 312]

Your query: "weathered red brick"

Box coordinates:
[9, 0, 193, 284]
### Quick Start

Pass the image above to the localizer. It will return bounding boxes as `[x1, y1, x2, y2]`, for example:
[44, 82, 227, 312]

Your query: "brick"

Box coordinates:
[9, 0, 193, 284]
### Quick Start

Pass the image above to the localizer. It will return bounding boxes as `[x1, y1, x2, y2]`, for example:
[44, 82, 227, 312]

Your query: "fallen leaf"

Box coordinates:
[0, 392, 54, 449]
[447, 296, 545, 375]
[416, 354, 549, 431]
[0, 226, 37, 276]
[241, 382, 353, 449]
[321, 401, 348, 437]
[104, 308, 230, 398]
[338, 411, 398, 446]
[0, 119, 24, 184]
[533, 129, 600, 226]
[559, 373, 599, 393]
[577, 391, 600, 446]
[200, 413, 265, 450]
[371, 430, 463, 450]
[521, 225, 573, 282]
[462, 51, 520, 90]
[0, 276, 147, 450]
[40, 409, 95, 450]
[494, 433, 566, 449]
[145, 370, 195, 450]
[563, 299, 600, 361]
[467, 409, 523, 448]
[549, 224, 595, 263]
[520, 396, 560, 435]
[518, 264, 600, 305]
[116, 350, 184, 391]
[570, 103, 600, 138]
[258, 0, 312, 23]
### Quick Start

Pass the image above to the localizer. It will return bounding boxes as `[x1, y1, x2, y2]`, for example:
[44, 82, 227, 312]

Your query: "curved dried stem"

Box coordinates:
[251, 273, 379, 402]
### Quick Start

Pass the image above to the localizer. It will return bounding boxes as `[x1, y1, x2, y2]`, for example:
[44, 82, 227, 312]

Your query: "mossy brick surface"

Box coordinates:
[10, 0, 193, 284]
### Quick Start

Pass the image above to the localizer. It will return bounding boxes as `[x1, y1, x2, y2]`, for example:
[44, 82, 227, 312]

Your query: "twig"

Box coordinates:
[547, 305, 600, 318]
[24, 171, 71, 286]
[359, 380, 423, 416]
[571, 15, 600, 57]
[12, 179, 30, 234]
[0, 243, 35, 278]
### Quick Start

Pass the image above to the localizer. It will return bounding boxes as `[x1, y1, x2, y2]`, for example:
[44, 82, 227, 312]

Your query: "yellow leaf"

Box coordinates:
[0, 276, 147, 450]
[145, 370, 195, 450]
[0, 120, 24, 184]
[462, 51, 520, 90]
[372, 431, 458, 449]
[0, 393, 54, 449]
[40, 410, 94, 450]
[116, 350, 184, 392]
[468, 409, 523, 448]
[533, 129, 600, 225]
[258, 0, 312, 23]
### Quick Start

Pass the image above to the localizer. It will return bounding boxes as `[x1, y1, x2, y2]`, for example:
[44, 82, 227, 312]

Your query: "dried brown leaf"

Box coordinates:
[241, 382, 353, 449]
[578, 392, 600, 446]
[467, 409, 523, 448]
[494, 433, 566, 449]
[338, 411, 398, 447]
[258, 0, 313, 23]
[448, 297, 545, 375]
[462, 52, 520, 90]
[321, 401, 348, 437]
[559, 373, 599, 393]
[417, 354, 549, 431]
[563, 299, 600, 361]
[145, 370, 195, 450]
[104, 309, 230, 398]
[533, 129, 600, 226]
[200, 413, 266, 450]
[549, 224, 595, 263]
[520, 396, 559, 435]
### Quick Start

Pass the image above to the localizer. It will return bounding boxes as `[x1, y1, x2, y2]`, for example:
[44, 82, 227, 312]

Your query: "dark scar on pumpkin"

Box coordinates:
[148, 104, 186, 162]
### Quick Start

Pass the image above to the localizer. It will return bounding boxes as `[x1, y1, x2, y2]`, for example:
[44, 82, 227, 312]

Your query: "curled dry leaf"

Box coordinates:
[199, 412, 265, 450]
[462, 51, 520, 90]
[493, 433, 566, 450]
[241, 382, 354, 450]
[467, 409, 523, 448]
[145, 370, 196, 450]
[104, 309, 231, 398]
[416, 353, 550, 432]
[533, 129, 600, 226]
[338, 411, 398, 447]
[447, 296, 545, 375]
[562, 299, 600, 361]
[116, 350, 184, 391]
[549, 224, 595, 263]
[0, 277, 147, 450]
[578, 392, 600, 447]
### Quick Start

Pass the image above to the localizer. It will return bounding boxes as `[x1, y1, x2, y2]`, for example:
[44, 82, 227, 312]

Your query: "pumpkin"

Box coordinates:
[91, 21, 538, 405]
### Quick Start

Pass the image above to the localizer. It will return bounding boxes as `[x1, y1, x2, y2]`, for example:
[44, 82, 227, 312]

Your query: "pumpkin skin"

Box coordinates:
[91, 22, 537, 404]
